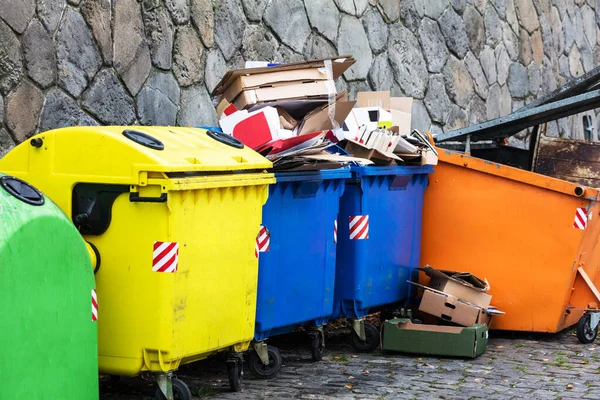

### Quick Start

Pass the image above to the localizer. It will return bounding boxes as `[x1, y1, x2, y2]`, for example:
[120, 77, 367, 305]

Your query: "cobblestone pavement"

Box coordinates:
[100, 327, 600, 400]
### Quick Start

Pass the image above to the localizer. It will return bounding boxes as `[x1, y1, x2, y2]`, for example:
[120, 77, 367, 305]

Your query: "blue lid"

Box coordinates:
[196, 126, 223, 133]
[351, 164, 434, 177]
[274, 167, 352, 182]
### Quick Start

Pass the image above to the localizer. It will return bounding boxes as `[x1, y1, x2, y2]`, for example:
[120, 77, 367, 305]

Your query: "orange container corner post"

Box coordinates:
[420, 147, 600, 337]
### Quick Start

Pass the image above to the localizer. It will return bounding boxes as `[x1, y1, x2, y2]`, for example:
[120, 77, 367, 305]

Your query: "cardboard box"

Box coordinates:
[212, 56, 355, 98]
[390, 97, 413, 114]
[233, 81, 335, 110]
[357, 91, 390, 108]
[420, 265, 491, 309]
[222, 68, 330, 102]
[382, 318, 488, 358]
[418, 289, 492, 327]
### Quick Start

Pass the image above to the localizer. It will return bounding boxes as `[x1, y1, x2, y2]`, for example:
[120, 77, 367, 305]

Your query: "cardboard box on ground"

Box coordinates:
[209, 56, 439, 171]
[408, 265, 505, 328]
[381, 265, 503, 358]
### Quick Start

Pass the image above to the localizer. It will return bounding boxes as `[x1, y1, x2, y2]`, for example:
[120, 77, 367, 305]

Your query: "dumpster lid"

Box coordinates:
[351, 165, 434, 177]
[274, 168, 352, 182]
[3, 127, 273, 179]
[0, 175, 45, 206]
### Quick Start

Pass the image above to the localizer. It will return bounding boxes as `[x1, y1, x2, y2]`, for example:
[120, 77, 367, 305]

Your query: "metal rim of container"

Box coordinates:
[0, 176, 45, 206]
[206, 129, 244, 149]
[122, 129, 164, 151]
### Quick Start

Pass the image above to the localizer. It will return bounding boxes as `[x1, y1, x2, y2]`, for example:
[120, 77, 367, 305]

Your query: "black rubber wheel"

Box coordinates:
[577, 314, 598, 344]
[227, 360, 243, 392]
[310, 334, 325, 361]
[247, 346, 282, 379]
[350, 323, 380, 353]
[154, 378, 192, 400]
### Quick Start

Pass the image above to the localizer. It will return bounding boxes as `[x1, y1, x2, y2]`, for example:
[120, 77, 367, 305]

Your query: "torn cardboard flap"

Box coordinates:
[419, 265, 491, 309]
[420, 265, 490, 291]
[212, 56, 356, 98]
[297, 99, 356, 135]
[276, 106, 298, 130]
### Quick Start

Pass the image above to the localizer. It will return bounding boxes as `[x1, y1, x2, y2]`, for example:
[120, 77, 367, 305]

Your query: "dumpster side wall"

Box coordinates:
[421, 151, 600, 333]
[0, 1, 595, 153]
[0, 183, 98, 399]
[94, 184, 268, 375]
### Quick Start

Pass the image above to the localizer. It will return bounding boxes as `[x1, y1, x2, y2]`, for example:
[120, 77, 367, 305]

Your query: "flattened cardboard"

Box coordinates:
[233, 81, 335, 110]
[298, 100, 356, 135]
[212, 56, 355, 97]
[344, 140, 402, 165]
[382, 318, 488, 358]
[357, 91, 390, 108]
[419, 289, 492, 327]
[222, 68, 330, 102]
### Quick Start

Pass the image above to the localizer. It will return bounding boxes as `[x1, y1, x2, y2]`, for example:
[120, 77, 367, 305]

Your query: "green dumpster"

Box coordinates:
[0, 174, 98, 399]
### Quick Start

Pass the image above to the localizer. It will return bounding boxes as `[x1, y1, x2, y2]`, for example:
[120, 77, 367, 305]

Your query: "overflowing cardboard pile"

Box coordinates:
[210, 56, 438, 171]
[382, 265, 504, 358]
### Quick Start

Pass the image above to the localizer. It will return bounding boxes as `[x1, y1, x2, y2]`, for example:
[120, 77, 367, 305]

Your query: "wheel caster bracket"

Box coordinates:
[351, 318, 366, 341]
[251, 340, 270, 366]
[156, 372, 173, 400]
[307, 326, 325, 348]
[590, 312, 600, 330]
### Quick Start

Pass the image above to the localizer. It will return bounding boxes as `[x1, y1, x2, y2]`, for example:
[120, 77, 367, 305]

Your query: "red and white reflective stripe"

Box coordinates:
[574, 208, 588, 230]
[91, 289, 98, 321]
[334, 219, 338, 244]
[258, 225, 270, 252]
[255, 237, 259, 258]
[152, 241, 179, 273]
[349, 215, 369, 240]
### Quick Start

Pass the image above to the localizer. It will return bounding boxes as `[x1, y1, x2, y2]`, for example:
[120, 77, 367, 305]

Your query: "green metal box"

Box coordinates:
[382, 318, 488, 358]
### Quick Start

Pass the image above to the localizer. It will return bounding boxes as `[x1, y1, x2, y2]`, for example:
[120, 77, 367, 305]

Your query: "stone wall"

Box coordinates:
[0, 0, 598, 156]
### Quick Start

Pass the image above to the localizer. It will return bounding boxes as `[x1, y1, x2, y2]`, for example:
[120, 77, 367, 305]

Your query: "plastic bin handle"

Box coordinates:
[129, 192, 168, 203]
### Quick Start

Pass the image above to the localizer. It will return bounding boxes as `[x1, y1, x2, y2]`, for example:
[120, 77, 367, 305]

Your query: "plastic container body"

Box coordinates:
[332, 165, 433, 320]
[0, 126, 275, 376]
[421, 150, 600, 332]
[0, 174, 98, 399]
[255, 169, 350, 340]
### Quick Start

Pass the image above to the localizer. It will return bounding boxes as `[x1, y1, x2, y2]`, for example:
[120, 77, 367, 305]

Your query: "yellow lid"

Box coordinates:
[0, 126, 273, 183]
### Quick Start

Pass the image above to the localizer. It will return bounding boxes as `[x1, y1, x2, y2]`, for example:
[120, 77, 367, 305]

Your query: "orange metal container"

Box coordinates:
[421, 149, 600, 333]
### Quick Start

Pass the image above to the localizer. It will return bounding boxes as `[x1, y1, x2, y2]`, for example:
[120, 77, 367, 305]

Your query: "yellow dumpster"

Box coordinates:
[0, 126, 275, 398]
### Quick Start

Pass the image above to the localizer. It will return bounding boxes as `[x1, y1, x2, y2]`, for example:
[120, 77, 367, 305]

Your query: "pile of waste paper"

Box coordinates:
[210, 56, 438, 171]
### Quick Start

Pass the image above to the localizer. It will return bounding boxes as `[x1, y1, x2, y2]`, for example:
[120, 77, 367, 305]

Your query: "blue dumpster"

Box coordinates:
[248, 168, 351, 379]
[332, 165, 433, 352]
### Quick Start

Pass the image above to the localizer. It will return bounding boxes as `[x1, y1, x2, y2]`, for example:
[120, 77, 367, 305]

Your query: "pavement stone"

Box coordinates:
[99, 327, 600, 400]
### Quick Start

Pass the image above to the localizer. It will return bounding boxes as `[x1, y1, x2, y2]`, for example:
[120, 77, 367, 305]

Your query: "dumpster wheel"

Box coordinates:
[154, 377, 191, 400]
[227, 357, 243, 392]
[350, 323, 380, 353]
[576, 313, 599, 344]
[247, 345, 282, 379]
[311, 332, 325, 361]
